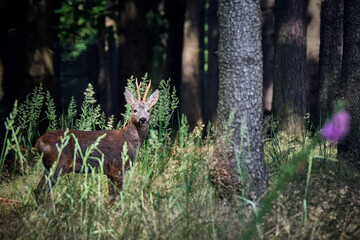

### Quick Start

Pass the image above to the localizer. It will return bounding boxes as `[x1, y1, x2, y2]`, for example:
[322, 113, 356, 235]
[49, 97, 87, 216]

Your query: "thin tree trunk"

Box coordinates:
[273, 0, 307, 136]
[97, 14, 108, 112]
[261, 0, 275, 117]
[202, 0, 219, 125]
[305, 0, 321, 127]
[164, 0, 185, 102]
[117, 0, 150, 113]
[318, 0, 344, 120]
[338, 0, 360, 168]
[96, 0, 118, 117]
[215, 0, 268, 199]
[181, 0, 203, 129]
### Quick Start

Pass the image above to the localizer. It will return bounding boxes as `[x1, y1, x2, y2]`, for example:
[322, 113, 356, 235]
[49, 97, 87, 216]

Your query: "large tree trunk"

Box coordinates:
[202, 0, 219, 125]
[215, 0, 268, 199]
[181, 0, 203, 129]
[338, 0, 360, 168]
[273, 0, 307, 136]
[318, 0, 344, 119]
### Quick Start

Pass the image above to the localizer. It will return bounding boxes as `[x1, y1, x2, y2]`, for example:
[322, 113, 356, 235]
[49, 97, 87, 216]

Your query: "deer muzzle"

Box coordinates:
[139, 117, 147, 124]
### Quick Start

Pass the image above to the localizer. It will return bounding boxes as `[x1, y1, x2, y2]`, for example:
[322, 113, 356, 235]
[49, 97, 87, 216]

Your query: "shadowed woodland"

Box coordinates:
[0, 0, 360, 239]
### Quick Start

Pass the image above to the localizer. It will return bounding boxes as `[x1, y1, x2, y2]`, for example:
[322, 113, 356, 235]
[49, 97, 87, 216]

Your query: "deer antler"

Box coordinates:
[135, 78, 142, 101]
[143, 80, 151, 102]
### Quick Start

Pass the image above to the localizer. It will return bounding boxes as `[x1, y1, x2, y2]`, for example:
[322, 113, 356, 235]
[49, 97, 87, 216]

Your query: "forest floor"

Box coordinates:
[0, 157, 359, 239]
[263, 161, 360, 239]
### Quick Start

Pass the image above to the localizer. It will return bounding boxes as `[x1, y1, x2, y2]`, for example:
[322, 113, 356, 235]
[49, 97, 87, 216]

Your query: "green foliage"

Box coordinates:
[75, 83, 106, 130]
[17, 84, 45, 145]
[45, 91, 57, 132]
[0, 86, 46, 176]
[59, 96, 77, 129]
[56, 0, 105, 60]
[105, 115, 114, 130]
[0, 101, 19, 176]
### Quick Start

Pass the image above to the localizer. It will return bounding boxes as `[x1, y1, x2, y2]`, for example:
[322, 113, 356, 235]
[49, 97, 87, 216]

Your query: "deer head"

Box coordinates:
[124, 79, 159, 126]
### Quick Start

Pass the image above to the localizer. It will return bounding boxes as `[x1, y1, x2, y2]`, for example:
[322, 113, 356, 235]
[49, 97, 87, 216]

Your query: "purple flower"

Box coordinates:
[320, 111, 351, 142]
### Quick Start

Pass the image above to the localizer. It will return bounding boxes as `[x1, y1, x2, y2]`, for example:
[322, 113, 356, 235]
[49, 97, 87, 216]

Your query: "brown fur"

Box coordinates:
[35, 85, 159, 201]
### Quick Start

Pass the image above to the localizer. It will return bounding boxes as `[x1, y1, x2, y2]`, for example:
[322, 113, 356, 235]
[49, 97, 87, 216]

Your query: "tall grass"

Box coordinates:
[0, 76, 358, 239]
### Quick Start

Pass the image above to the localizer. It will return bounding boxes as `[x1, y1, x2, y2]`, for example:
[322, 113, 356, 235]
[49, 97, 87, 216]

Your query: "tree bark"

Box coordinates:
[181, 0, 203, 129]
[338, 0, 360, 168]
[273, 0, 307, 136]
[318, 0, 344, 119]
[215, 0, 268, 199]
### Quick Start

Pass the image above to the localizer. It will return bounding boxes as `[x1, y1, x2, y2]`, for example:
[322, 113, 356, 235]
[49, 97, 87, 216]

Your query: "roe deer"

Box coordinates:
[34, 80, 159, 201]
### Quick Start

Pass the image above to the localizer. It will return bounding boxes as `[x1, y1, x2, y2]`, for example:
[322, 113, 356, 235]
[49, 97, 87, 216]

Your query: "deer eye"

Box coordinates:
[134, 109, 138, 113]
[147, 109, 150, 113]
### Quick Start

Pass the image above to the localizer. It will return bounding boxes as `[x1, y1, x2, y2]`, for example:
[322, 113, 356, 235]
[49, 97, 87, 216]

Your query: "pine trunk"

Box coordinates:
[318, 0, 344, 118]
[273, 0, 307, 136]
[181, 0, 203, 129]
[338, 0, 360, 168]
[215, 0, 268, 199]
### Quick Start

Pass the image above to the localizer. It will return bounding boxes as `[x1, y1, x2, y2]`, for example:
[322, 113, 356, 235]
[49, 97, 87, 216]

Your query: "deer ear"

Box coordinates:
[147, 89, 159, 108]
[125, 88, 136, 105]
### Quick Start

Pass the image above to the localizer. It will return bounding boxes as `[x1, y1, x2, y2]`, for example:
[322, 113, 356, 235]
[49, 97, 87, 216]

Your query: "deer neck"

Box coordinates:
[125, 120, 149, 147]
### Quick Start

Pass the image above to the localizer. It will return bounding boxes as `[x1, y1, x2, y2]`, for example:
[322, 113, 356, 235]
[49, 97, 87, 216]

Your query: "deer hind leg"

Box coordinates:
[107, 175, 123, 200]
[35, 163, 70, 203]
[34, 171, 48, 203]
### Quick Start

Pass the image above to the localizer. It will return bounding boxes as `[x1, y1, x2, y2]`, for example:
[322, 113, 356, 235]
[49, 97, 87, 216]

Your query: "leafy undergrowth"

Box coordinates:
[0, 81, 360, 239]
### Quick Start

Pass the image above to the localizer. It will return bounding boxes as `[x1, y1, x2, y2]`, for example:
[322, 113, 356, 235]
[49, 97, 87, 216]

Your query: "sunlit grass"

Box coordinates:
[0, 82, 359, 239]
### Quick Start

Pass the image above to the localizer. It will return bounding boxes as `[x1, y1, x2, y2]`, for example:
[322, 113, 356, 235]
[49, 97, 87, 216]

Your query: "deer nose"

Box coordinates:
[139, 117, 147, 124]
